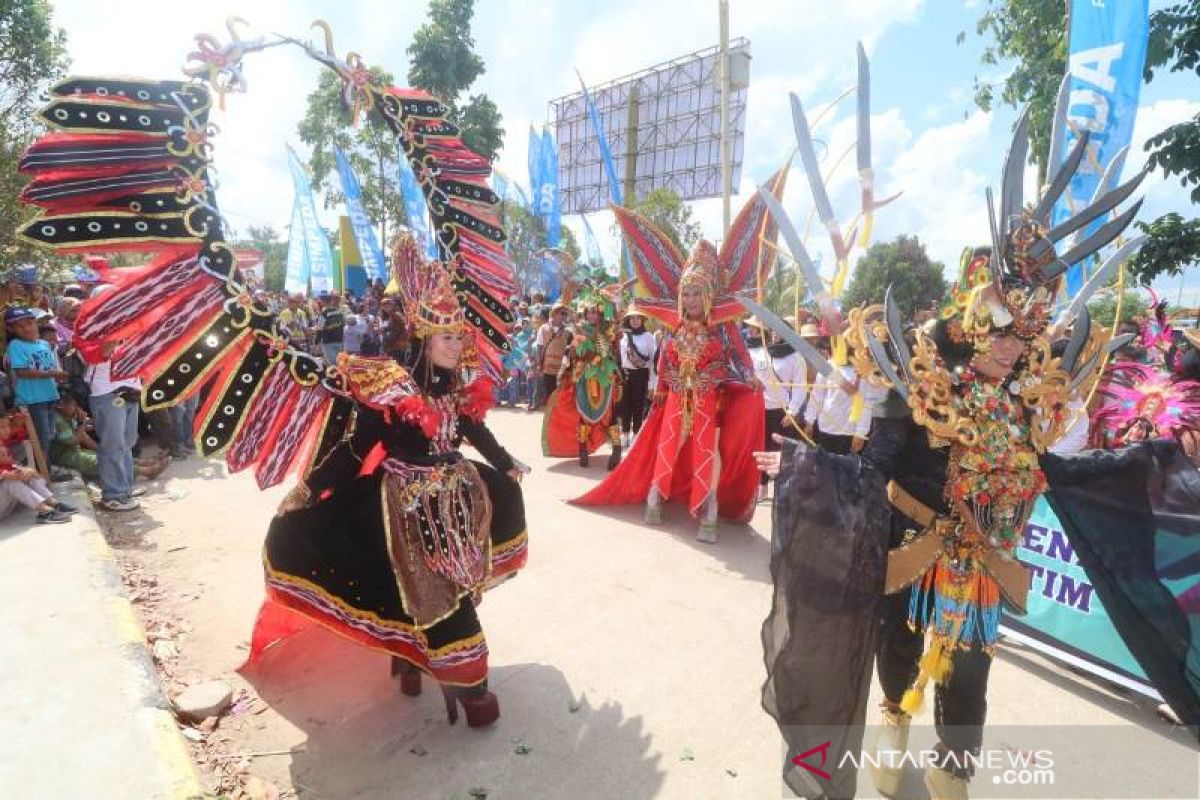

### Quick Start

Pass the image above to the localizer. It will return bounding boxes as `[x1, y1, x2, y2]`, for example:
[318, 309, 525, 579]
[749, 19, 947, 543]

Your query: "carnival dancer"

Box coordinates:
[753, 101, 1200, 799]
[617, 308, 656, 447]
[572, 171, 785, 543]
[542, 289, 624, 468]
[266, 235, 528, 726]
[18, 48, 530, 727]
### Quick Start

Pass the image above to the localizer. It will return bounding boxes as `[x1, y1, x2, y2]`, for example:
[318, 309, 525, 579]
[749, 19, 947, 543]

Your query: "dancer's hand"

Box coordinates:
[506, 468, 524, 483]
[752, 449, 781, 477]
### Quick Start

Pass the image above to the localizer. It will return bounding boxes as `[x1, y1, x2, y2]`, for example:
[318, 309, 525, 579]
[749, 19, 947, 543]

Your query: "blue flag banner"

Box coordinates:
[396, 143, 439, 261]
[492, 168, 531, 210]
[1001, 497, 1156, 698]
[287, 147, 334, 295]
[540, 128, 562, 248]
[333, 145, 387, 283]
[579, 78, 623, 207]
[527, 126, 544, 210]
[580, 213, 605, 268]
[1057, 0, 1150, 296]
[284, 197, 309, 296]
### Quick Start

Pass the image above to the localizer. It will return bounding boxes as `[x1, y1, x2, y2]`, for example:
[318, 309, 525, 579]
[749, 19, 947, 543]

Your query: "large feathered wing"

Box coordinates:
[612, 205, 686, 327]
[19, 78, 354, 489]
[19, 46, 519, 488]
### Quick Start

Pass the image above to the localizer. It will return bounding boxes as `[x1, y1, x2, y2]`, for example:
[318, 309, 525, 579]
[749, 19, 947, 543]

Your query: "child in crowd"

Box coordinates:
[5, 307, 64, 470]
[0, 412, 74, 524]
[51, 393, 168, 482]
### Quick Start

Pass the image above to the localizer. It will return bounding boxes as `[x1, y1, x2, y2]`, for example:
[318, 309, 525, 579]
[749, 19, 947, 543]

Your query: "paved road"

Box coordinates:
[97, 407, 1191, 799]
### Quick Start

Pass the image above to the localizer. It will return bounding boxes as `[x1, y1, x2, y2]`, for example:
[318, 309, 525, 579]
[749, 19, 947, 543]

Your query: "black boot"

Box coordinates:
[578, 442, 589, 467]
[607, 443, 622, 471]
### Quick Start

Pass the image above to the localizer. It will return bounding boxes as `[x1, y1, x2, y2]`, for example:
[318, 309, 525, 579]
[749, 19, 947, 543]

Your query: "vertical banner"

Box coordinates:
[338, 216, 368, 297]
[527, 126, 544, 209]
[283, 197, 309, 295]
[333, 145, 387, 283]
[578, 78, 624, 206]
[1057, 0, 1150, 296]
[580, 213, 606, 268]
[540, 128, 562, 248]
[396, 143, 439, 261]
[286, 146, 334, 295]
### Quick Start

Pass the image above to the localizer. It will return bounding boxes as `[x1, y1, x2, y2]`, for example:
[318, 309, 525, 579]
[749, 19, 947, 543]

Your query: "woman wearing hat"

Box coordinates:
[617, 307, 656, 447]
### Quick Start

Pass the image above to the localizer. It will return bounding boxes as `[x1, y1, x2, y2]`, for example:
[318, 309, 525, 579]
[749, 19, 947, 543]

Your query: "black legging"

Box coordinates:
[761, 408, 786, 486]
[539, 373, 558, 408]
[619, 367, 650, 434]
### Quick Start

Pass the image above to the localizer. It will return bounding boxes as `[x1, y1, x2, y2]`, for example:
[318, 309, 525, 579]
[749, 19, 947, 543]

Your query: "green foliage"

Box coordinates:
[758, 256, 808, 318]
[969, 0, 1200, 283]
[1087, 289, 1150, 327]
[621, 187, 702, 255]
[237, 225, 287, 292]
[499, 201, 580, 292]
[0, 0, 69, 268]
[297, 68, 403, 252]
[968, 0, 1067, 182]
[841, 235, 947, 319]
[406, 0, 503, 162]
[1130, 213, 1200, 284]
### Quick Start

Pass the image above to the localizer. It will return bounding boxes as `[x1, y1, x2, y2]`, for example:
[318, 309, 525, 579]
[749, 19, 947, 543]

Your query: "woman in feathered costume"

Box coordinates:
[16, 28, 529, 727]
[1090, 361, 1200, 448]
[572, 172, 785, 542]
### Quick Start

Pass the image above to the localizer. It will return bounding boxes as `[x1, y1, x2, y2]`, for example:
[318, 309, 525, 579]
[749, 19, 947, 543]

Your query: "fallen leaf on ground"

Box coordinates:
[513, 744, 532, 755]
[409, 745, 428, 756]
[468, 789, 488, 800]
[679, 747, 695, 762]
[725, 768, 738, 777]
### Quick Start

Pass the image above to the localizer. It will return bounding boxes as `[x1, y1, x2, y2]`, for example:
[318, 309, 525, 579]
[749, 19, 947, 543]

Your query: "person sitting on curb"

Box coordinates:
[0, 416, 75, 524]
[51, 393, 168, 483]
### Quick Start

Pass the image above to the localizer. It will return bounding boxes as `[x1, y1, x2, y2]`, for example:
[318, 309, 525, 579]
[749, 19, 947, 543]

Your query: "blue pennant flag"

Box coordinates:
[578, 76, 623, 206]
[396, 143, 439, 261]
[540, 128, 562, 248]
[284, 197, 309, 295]
[1057, 0, 1150, 296]
[286, 147, 334, 295]
[580, 214, 606, 268]
[333, 145, 387, 283]
[527, 126, 544, 210]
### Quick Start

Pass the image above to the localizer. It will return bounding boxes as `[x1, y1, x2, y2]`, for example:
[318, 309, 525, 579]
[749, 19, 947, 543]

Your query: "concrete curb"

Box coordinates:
[73, 485, 206, 800]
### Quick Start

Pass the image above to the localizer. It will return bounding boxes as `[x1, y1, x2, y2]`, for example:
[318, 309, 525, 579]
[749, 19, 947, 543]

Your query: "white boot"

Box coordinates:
[696, 494, 718, 543]
[924, 765, 969, 800]
[870, 708, 911, 797]
[644, 488, 662, 525]
[621, 432, 631, 448]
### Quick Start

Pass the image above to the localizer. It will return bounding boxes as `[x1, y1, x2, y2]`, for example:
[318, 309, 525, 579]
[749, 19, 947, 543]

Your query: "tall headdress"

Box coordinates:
[676, 240, 720, 320]
[393, 233, 463, 338]
[942, 104, 1145, 350]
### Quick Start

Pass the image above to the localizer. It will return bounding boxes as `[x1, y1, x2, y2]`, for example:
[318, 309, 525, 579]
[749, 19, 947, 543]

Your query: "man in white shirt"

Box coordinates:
[749, 323, 808, 498]
[87, 351, 144, 512]
[803, 358, 881, 455]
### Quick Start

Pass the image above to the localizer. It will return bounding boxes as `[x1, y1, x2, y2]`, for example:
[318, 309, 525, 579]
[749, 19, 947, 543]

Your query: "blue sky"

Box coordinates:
[49, 0, 1198, 298]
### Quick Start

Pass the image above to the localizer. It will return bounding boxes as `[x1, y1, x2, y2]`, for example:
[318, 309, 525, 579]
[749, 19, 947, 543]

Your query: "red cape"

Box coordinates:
[572, 384, 763, 521]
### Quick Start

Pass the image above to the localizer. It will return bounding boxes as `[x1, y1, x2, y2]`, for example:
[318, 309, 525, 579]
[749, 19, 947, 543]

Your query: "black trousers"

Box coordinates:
[813, 426, 854, 455]
[761, 408, 787, 486]
[876, 525, 992, 771]
[539, 373, 558, 408]
[619, 368, 650, 434]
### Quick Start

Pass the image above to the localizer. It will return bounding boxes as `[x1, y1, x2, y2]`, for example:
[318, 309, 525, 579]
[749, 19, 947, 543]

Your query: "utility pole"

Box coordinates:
[719, 0, 731, 237]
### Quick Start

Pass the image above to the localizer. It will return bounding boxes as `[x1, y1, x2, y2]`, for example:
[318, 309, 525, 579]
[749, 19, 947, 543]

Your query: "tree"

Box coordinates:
[966, 0, 1067, 185]
[621, 187, 702, 255]
[237, 225, 287, 292]
[1133, 2, 1200, 282]
[0, 0, 69, 269]
[841, 235, 947, 319]
[500, 201, 580, 292]
[297, 68, 403, 253]
[1087, 289, 1150, 328]
[967, 1, 1200, 284]
[407, 0, 503, 161]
